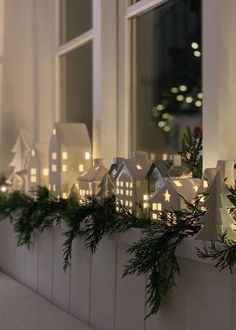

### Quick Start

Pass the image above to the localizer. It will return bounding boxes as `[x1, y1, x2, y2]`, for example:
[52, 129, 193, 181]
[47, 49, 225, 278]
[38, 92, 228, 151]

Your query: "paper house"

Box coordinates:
[150, 178, 201, 219]
[114, 151, 168, 212]
[77, 159, 108, 200]
[97, 157, 124, 198]
[48, 123, 91, 198]
[197, 168, 217, 196]
[216, 160, 235, 187]
[28, 143, 49, 192]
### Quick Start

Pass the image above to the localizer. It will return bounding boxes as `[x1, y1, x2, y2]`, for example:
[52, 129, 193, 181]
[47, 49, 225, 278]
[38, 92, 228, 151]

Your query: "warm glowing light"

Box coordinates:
[203, 180, 208, 188]
[194, 50, 201, 57]
[120, 200, 123, 205]
[120, 189, 123, 195]
[0, 186, 7, 192]
[52, 152, 57, 160]
[62, 164, 68, 172]
[164, 190, 171, 202]
[31, 168, 37, 175]
[31, 176, 37, 183]
[143, 202, 148, 209]
[158, 121, 166, 128]
[129, 201, 132, 207]
[179, 85, 187, 92]
[191, 42, 199, 49]
[162, 113, 169, 120]
[116, 188, 119, 194]
[164, 126, 171, 132]
[157, 203, 162, 211]
[200, 194, 205, 203]
[52, 184, 56, 192]
[174, 180, 183, 187]
[176, 95, 184, 101]
[150, 153, 156, 160]
[198, 92, 203, 99]
[125, 201, 129, 206]
[195, 100, 202, 107]
[143, 195, 149, 201]
[62, 152, 68, 160]
[171, 87, 178, 93]
[52, 164, 57, 172]
[136, 164, 142, 170]
[153, 214, 158, 220]
[48, 184, 51, 191]
[31, 149, 35, 156]
[85, 152, 91, 160]
[126, 190, 129, 196]
[130, 191, 133, 196]
[78, 164, 84, 172]
[62, 193, 67, 199]
[53, 128, 56, 135]
[130, 182, 133, 188]
[126, 182, 129, 188]
[120, 181, 124, 187]
[43, 168, 49, 176]
[193, 185, 198, 192]
[157, 104, 165, 111]
[186, 97, 193, 103]
[162, 153, 168, 161]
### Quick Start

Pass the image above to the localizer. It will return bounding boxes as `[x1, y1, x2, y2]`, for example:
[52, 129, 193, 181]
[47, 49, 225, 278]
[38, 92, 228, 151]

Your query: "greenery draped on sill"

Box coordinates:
[1, 126, 236, 318]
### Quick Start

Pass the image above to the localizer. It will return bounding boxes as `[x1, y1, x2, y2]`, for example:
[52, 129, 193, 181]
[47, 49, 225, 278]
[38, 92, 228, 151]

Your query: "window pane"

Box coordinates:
[60, 0, 92, 44]
[132, 0, 202, 158]
[61, 43, 93, 139]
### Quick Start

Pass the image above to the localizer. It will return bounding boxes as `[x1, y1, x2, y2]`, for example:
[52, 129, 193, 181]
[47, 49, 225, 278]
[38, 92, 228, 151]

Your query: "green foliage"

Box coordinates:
[196, 233, 236, 273]
[180, 126, 203, 178]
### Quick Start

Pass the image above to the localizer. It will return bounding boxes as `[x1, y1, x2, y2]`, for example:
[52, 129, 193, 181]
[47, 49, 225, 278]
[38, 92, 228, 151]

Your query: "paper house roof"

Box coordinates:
[78, 159, 108, 182]
[197, 168, 217, 195]
[116, 158, 153, 181]
[53, 123, 91, 148]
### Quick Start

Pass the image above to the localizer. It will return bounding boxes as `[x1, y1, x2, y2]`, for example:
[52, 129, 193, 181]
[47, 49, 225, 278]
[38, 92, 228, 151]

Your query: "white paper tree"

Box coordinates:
[195, 169, 235, 241]
[8, 131, 31, 190]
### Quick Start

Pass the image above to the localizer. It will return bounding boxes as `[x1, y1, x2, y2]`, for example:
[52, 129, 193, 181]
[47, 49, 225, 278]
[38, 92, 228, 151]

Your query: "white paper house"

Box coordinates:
[150, 178, 201, 219]
[197, 168, 217, 196]
[77, 159, 108, 200]
[48, 123, 91, 198]
[27, 143, 49, 192]
[114, 152, 167, 212]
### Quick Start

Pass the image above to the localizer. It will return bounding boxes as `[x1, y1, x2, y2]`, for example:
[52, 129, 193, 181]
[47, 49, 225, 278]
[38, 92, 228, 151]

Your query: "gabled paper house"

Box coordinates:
[150, 178, 200, 219]
[28, 143, 49, 192]
[114, 152, 168, 212]
[48, 123, 91, 198]
[197, 168, 217, 196]
[77, 159, 108, 201]
[97, 157, 124, 198]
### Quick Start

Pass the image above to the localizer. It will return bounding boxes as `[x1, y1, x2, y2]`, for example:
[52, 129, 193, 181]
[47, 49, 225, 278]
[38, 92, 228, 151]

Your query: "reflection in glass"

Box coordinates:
[133, 0, 202, 159]
[61, 43, 93, 139]
[60, 0, 92, 44]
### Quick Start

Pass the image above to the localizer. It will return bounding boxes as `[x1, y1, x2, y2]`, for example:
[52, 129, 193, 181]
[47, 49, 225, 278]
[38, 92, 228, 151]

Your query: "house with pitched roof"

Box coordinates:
[48, 123, 91, 198]
[77, 159, 108, 201]
[150, 177, 200, 219]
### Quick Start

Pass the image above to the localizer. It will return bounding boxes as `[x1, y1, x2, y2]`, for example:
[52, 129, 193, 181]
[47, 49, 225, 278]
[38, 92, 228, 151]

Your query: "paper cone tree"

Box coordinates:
[195, 170, 235, 241]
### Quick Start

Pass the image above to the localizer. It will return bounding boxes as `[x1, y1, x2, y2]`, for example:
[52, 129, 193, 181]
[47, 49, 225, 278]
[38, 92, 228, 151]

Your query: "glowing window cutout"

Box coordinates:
[52, 152, 57, 160]
[62, 164, 68, 172]
[31, 168, 37, 175]
[62, 152, 68, 160]
[174, 180, 183, 187]
[164, 190, 171, 202]
[52, 164, 57, 172]
[85, 152, 90, 160]
[43, 168, 49, 176]
[203, 180, 208, 188]
[78, 164, 84, 172]
[31, 175, 37, 183]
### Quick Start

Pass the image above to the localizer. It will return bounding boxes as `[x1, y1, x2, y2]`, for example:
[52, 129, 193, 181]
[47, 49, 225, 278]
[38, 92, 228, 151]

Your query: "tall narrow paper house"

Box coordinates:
[28, 143, 49, 192]
[48, 123, 91, 198]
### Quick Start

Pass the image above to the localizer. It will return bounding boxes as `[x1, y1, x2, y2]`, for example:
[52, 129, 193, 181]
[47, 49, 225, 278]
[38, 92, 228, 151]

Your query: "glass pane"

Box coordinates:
[61, 43, 93, 139]
[133, 0, 202, 159]
[60, 0, 92, 44]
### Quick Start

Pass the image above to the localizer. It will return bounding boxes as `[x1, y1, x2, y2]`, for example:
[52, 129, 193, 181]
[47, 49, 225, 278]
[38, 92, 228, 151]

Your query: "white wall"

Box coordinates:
[0, 0, 56, 172]
[0, 221, 235, 330]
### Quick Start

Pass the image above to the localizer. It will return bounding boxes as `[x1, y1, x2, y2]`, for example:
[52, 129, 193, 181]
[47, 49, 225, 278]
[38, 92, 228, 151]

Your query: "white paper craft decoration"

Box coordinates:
[97, 157, 124, 198]
[196, 167, 217, 196]
[8, 130, 31, 191]
[77, 159, 108, 201]
[195, 169, 236, 241]
[149, 177, 200, 219]
[27, 143, 49, 192]
[216, 160, 235, 187]
[114, 151, 168, 212]
[48, 123, 91, 198]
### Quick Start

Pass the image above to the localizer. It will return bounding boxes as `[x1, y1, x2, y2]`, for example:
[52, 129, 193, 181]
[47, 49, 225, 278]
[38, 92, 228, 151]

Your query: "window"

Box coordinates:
[58, 0, 93, 139]
[52, 152, 57, 160]
[52, 164, 57, 172]
[78, 164, 84, 172]
[62, 152, 68, 160]
[43, 168, 49, 176]
[127, 0, 202, 157]
[62, 164, 68, 172]
[30, 168, 37, 175]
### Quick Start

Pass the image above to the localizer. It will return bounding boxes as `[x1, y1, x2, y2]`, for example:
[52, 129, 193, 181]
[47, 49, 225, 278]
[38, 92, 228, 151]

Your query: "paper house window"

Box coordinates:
[120, 181, 124, 187]
[126, 190, 129, 196]
[62, 164, 68, 172]
[164, 190, 171, 202]
[52, 164, 57, 172]
[48, 184, 51, 191]
[31, 176, 37, 183]
[52, 184, 56, 192]
[53, 128, 56, 135]
[173, 180, 183, 187]
[136, 164, 142, 170]
[130, 191, 133, 196]
[152, 203, 162, 211]
[62, 152, 68, 160]
[120, 189, 123, 195]
[143, 202, 148, 209]
[129, 201, 133, 207]
[143, 194, 149, 201]
[130, 182, 133, 188]
[30, 168, 37, 175]
[78, 164, 84, 172]
[62, 192, 68, 199]
[31, 149, 35, 156]
[126, 182, 129, 188]
[85, 152, 91, 160]
[52, 152, 57, 160]
[203, 180, 208, 188]
[43, 168, 49, 176]
[120, 200, 123, 205]
[153, 213, 158, 220]
[125, 201, 129, 206]
[117, 181, 120, 187]
[116, 188, 119, 194]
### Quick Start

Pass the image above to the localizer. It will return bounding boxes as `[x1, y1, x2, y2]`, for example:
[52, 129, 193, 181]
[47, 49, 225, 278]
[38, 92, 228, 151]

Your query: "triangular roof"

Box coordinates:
[147, 161, 169, 178]
[78, 161, 108, 182]
[53, 123, 91, 148]
[116, 157, 153, 181]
